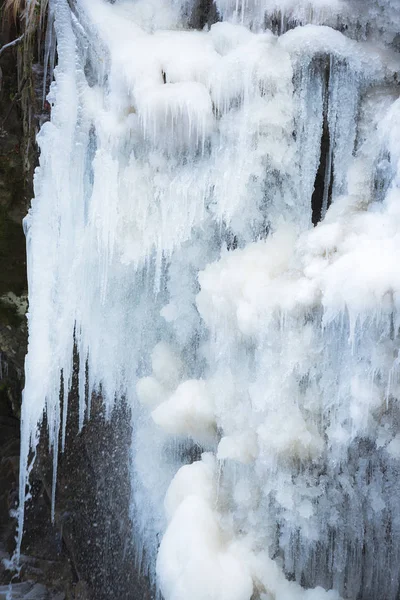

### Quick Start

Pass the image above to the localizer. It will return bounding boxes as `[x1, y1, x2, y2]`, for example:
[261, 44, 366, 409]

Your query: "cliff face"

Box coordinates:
[0, 16, 28, 370]
[0, 5, 28, 576]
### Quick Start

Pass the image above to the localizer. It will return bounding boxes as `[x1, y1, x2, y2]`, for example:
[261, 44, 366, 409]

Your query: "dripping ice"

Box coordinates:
[18, 0, 400, 598]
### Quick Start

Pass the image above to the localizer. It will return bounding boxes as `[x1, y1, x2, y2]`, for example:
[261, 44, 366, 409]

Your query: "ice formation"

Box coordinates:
[18, 0, 400, 598]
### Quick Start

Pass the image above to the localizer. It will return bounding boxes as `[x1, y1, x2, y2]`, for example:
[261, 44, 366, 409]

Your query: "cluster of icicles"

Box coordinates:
[15, 0, 400, 598]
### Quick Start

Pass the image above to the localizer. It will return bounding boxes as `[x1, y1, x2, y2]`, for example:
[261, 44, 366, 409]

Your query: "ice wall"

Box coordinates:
[18, 0, 400, 598]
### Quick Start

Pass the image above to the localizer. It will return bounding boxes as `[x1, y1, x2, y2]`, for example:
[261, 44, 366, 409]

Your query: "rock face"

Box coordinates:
[36, 388, 153, 600]
[0, 12, 152, 600]
[0, 17, 28, 370]
[0, 360, 148, 599]
[0, 10, 30, 592]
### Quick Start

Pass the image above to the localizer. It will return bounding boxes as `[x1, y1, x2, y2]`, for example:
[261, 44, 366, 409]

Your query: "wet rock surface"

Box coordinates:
[0, 357, 148, 599]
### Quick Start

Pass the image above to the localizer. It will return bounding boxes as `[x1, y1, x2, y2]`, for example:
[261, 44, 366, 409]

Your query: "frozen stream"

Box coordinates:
[17, 0, 400, 598]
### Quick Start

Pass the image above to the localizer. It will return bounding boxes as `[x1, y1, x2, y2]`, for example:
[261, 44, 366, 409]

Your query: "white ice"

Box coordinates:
[17, 0, 400, 598]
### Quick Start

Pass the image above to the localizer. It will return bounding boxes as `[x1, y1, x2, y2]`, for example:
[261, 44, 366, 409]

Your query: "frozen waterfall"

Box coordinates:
[17, 0, 400, 598]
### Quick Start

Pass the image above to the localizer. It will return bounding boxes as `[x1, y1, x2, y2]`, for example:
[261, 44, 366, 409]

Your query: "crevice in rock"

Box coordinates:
[311, 59, 334, 226]
[188, 0, 220, 30]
